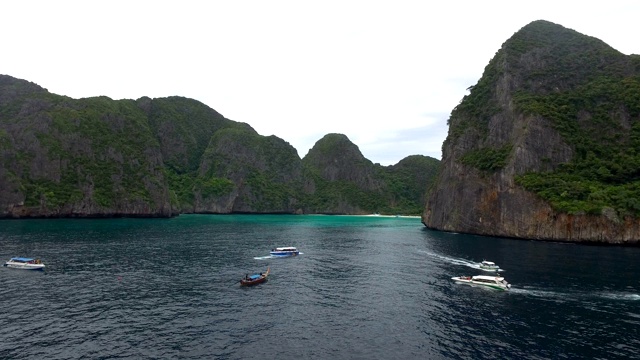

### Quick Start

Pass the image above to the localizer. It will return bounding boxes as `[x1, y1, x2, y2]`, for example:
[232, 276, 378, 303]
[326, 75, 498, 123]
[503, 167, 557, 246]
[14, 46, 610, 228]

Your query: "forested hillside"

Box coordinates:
[0, 75, 439, 218]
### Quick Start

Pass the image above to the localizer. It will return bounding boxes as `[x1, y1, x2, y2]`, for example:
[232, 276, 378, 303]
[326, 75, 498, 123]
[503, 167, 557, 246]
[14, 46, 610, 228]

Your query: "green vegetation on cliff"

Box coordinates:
[508, 22, 640, 216]
[448, 58, 502, 140]
[384, 155, 440, 214]
[302, 134, 439, 215]
[1, 87, 162, 212]
[450, 20, 640, 216]
[460, 145, 512, 171]
[0, 75, 439, 217]
[514, 75, 640, 215]
[144, 96, 246, 172]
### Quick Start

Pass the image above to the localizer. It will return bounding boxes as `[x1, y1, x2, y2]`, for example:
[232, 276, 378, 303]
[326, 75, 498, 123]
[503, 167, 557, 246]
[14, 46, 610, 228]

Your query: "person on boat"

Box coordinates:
[245, 274, 249, 280]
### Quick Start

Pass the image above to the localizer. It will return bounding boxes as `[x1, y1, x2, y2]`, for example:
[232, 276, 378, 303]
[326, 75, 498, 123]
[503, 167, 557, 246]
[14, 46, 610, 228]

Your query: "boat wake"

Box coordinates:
[419, 250, 503, 272]
[508, 287, 564, 299]
[596, 292, 640, 301]
[509, 287, 640, 303]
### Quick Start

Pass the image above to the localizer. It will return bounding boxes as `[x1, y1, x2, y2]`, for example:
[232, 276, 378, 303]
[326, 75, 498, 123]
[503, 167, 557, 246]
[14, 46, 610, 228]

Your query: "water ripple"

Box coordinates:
[1, 215, 639, 359]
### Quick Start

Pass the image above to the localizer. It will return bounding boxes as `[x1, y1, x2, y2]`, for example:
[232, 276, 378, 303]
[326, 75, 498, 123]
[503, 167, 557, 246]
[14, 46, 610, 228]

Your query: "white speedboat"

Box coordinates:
[479, 260, 500, 271]
[4, 257, 46, 270]
[270, 247, 299, 257]
[451, 275, 511, 291]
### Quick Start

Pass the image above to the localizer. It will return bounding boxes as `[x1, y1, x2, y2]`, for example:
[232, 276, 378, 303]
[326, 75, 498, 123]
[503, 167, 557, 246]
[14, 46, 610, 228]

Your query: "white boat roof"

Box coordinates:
[472, 275, 504, 281]
[481, 261, 496, 265]
[275, 247, 297, 251]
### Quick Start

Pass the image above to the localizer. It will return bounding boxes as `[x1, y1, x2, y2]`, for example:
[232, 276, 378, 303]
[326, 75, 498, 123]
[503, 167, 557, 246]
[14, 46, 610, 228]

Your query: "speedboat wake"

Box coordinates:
[509, 287, 640, 303]
[419, 250, 503, 272]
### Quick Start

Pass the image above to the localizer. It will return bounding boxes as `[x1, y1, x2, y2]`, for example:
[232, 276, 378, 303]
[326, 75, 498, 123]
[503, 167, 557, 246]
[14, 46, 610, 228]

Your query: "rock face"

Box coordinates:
[0, 75, 440, 218]
[301, 133, 383, 214]
[302, 134, 440, 215]
[422, 20, 640, 245]
[0, 77, 174, 218]
[196, 130, 305, 214]
[303, 133, 383, 190]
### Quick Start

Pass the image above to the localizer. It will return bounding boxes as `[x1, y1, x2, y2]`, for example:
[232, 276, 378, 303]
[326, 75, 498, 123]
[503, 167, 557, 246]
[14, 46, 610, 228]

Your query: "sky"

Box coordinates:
[2, 1, 639, 165]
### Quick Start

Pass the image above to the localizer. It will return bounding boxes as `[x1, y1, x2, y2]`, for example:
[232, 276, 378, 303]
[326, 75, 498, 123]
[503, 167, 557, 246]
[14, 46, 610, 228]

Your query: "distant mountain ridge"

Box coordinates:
[0, 74, 439, 218]
[423, 20, 640, 245]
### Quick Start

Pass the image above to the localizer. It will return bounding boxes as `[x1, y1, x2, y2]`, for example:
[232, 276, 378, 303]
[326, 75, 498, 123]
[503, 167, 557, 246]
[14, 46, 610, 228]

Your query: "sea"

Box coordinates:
[1, 214, 638, 359]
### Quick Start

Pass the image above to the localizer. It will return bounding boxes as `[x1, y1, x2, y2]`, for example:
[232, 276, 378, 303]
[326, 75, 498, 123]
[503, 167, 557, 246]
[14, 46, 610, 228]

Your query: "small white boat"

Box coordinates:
[270, 247, 299, 257]
[451, 275, 511, 291]
[4, 257, 46, 270]
[479, 260, 500, 271]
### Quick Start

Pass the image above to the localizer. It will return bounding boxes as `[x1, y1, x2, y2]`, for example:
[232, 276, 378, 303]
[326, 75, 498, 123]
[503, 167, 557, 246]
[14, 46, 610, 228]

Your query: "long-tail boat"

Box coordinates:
[240, 267, 270, 286]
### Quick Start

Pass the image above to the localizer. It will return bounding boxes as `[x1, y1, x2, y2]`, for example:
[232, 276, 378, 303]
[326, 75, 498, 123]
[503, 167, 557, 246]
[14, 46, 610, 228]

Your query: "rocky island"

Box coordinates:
[423, 20, 640, 245]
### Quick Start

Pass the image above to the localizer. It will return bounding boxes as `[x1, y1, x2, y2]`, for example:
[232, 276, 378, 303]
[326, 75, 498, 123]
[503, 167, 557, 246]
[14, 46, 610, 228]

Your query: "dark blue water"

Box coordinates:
[1, 215, 638, 359]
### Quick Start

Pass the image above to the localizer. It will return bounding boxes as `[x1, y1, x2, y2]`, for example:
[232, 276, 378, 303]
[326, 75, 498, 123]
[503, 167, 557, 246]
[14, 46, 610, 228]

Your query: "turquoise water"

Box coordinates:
[1, 215, 639, 359]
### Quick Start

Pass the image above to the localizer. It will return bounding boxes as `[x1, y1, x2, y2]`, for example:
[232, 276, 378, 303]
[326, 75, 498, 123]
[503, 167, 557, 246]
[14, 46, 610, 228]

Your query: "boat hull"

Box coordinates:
[4, 263, 45, 271]
[269, 251, 299, 257]
[479, 266, 499, 272]
[452, 276, 510, 291]
[270, 247, 299, 257]
[240, 277, 267, 286]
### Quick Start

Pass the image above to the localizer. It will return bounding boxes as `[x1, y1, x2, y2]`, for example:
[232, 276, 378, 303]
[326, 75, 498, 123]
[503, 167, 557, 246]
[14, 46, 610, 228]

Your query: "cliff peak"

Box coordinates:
[0, 74, 49, 106]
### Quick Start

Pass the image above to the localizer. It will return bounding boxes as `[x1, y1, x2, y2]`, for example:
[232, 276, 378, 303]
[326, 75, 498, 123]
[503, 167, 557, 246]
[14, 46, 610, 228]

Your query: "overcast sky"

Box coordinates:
[3, 1, 639, 165]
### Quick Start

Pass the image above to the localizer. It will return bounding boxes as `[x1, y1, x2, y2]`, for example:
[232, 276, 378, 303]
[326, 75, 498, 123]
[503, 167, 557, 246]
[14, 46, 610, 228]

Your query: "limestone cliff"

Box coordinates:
[195, 129, 305, 213]
[0, 76, 174, 217]
[422, 20, 640, 245]
[302, 134, 439, 215]
[0, 75, 439, 217]
[301, 133, 383, 214]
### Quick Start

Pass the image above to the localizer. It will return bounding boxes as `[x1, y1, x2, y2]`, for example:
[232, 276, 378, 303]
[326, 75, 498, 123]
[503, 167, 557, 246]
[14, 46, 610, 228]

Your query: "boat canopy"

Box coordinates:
[473, 275, 503, 281]
[10, 257, 34, 262]
[274, 247, 297, 251]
